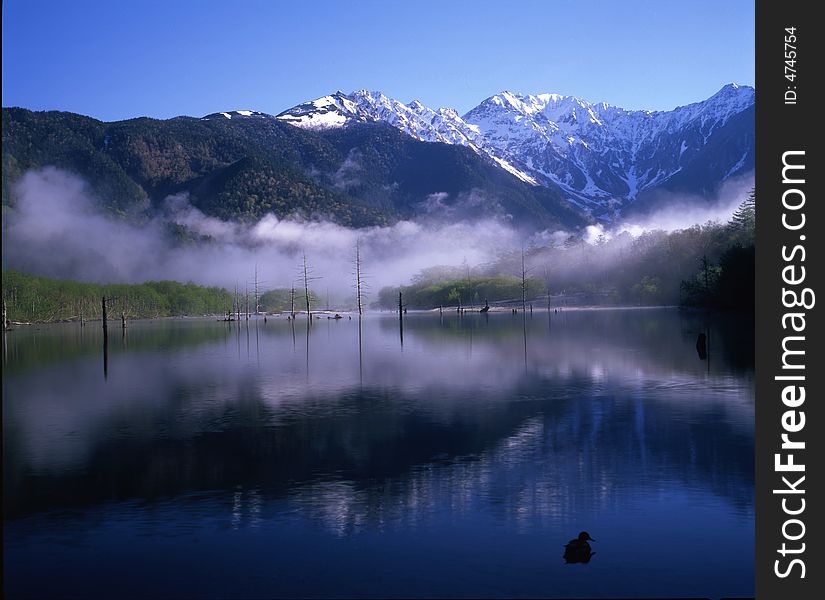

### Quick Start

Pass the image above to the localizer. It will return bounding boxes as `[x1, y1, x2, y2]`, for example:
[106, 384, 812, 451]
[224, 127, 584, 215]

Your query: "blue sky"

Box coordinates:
[2, 0, 754, 121]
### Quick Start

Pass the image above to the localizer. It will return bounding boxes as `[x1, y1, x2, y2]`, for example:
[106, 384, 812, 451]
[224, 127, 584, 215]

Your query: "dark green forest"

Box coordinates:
[2, 270, 233, 323]
[0, 270, 333, 324]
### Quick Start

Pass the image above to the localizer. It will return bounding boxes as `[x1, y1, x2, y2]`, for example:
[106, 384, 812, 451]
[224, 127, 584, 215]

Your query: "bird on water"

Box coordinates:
[564, 531, 596, 564]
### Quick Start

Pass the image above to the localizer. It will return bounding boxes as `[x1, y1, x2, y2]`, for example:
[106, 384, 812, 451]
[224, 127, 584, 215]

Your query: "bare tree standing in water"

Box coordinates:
[355, 240, 365, 316]
[521, 249, 528, 313]
[301, 252, 321, 322]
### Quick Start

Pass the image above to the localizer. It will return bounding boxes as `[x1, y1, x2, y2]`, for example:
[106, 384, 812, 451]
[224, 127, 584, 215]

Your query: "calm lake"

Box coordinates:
[3, 308, 754, 598]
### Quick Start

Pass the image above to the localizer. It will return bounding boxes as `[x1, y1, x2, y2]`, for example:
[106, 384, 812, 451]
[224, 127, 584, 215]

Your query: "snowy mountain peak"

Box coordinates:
[275, 92, 361, 129]
[704, 83, 753, 108]
[718, 82, 744, 93]
[202, 109, 272, 121]
[274, 85, 754, 220]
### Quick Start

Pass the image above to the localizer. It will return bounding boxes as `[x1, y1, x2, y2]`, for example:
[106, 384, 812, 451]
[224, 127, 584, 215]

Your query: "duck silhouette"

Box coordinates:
[564, 531, 596, 564]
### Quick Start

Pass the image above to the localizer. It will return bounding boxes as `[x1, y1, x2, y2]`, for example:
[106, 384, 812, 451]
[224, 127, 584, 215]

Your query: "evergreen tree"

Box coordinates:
[728, 188, 755, 241]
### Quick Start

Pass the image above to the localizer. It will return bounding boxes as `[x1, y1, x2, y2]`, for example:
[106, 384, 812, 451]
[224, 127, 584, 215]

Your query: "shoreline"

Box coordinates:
[4, 304, 754, 328]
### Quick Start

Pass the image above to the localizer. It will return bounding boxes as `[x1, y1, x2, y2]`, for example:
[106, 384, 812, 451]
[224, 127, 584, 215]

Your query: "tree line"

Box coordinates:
[2, 270, 233, 323]
[377, 191, 755, 311]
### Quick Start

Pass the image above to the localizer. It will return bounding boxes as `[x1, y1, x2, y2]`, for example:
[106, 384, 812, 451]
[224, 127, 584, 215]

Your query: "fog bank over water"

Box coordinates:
[3, 168, 752, 296]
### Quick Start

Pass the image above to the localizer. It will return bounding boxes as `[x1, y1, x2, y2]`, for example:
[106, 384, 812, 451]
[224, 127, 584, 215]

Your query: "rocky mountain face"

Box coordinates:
[275, 84, 754, 220]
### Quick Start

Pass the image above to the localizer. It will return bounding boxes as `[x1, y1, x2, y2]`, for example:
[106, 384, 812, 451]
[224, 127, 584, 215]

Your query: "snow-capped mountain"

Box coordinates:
[275, 90, 537, 183]
[275, 85, 754, 220]
[202, 109, 271, 120]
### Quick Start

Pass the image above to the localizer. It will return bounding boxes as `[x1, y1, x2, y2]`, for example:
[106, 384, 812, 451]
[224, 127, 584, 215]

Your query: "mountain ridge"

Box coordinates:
[274, 84, 754, 220]
[2, 106, 585, 232]
[1, 84, 753, 233]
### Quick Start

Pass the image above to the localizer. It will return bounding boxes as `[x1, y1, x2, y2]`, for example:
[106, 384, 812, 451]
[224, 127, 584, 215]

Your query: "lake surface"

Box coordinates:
[3, 308, 754, 598]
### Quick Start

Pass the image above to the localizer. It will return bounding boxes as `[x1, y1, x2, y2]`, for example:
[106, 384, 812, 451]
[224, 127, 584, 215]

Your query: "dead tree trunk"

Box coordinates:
[545, 267, 552, 311]
[234, 285, 239, 323]
[398, 290, 404, 346]
[102, 296, 108, 339]
[254, 265, 260, 316]
[303, 253, 312, 320]
[355, 241, 364, 316]
[3, 297, 10, 331]
[521, 249, 527, 313]
[101, 295, 109, 379]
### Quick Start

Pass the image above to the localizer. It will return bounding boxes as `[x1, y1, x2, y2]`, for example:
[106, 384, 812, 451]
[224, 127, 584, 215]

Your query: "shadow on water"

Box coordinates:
[102, 329, 108, 380]
[522, 312, 528, 371]
[358, 316, 363, 385]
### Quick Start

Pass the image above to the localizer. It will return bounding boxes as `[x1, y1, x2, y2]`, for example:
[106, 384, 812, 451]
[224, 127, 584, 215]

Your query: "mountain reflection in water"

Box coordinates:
[3, 308, 754, 598]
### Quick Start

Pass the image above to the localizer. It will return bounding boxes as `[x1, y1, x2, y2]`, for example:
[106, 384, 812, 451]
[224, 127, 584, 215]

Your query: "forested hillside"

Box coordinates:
[2, 108, 586, 230]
